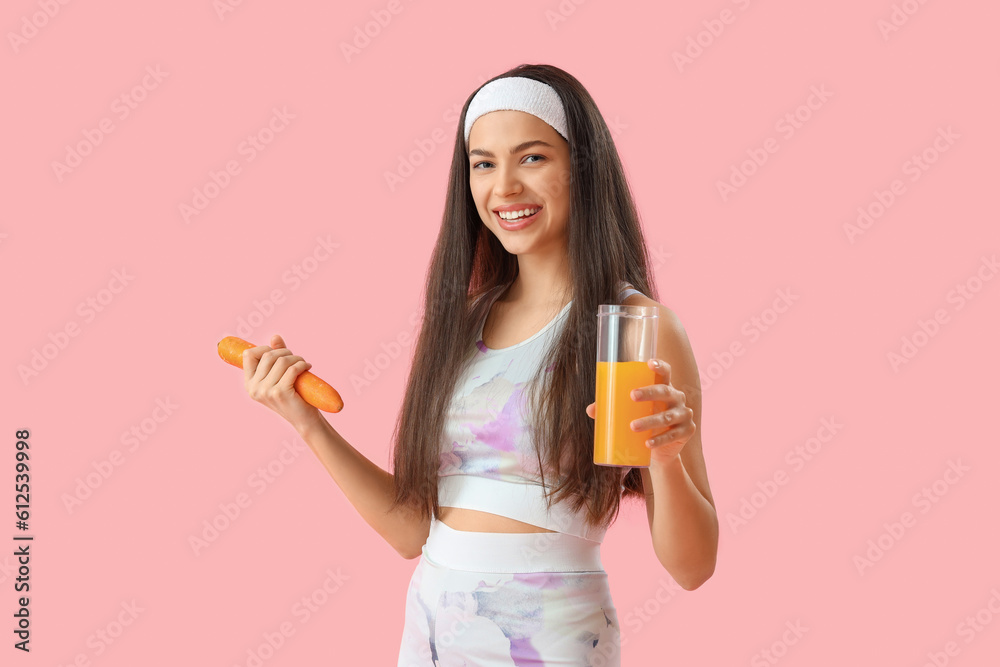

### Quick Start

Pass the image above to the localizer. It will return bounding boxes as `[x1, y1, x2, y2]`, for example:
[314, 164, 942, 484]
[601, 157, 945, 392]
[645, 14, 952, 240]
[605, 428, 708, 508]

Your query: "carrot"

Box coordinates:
[217, 336, 344, 413]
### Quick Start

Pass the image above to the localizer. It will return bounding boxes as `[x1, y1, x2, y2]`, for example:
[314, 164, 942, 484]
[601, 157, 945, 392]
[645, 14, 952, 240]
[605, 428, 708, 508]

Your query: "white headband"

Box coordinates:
[464, 76, 569, 144]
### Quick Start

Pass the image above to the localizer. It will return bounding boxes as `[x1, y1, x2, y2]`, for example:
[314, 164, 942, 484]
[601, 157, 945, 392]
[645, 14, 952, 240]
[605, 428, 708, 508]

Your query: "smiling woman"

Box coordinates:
[239, 63, 716, 666]
[377, 64, 717, 665]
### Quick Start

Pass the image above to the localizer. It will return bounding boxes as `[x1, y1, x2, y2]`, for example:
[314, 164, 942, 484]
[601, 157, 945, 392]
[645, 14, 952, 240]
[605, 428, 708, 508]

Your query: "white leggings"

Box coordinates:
[396, 517, 622, 666]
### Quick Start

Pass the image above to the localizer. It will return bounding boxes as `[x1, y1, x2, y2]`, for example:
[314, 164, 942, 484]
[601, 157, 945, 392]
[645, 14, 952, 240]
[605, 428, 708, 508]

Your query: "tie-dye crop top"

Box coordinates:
[437, 281, 643, 544]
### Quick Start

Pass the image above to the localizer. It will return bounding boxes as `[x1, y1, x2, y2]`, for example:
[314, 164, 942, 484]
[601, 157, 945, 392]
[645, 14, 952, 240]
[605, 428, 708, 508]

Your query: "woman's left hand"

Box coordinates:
[585, 357, 697, 465]
[627, 358, 696, 465]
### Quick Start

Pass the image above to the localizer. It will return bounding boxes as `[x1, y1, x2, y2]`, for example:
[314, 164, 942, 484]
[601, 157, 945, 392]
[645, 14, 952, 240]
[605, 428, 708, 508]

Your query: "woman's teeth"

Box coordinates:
[498, 207, 541, 220]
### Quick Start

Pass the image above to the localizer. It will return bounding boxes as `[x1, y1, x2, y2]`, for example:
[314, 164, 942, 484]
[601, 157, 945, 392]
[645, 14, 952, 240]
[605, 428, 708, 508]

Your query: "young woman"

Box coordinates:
[240, 64, 718, 666]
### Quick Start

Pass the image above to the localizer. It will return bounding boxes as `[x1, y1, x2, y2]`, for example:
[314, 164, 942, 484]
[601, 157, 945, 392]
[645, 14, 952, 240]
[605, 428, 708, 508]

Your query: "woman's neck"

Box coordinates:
[506, 251, 572, 308]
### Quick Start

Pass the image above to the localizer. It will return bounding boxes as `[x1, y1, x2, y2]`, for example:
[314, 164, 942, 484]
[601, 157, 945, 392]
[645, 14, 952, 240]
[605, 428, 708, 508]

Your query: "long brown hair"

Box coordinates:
[387, 63, 659, 531]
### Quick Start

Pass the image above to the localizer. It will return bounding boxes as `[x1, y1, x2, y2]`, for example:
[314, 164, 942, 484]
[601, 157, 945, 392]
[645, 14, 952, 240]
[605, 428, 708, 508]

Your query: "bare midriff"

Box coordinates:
[438, 506, 557, 533]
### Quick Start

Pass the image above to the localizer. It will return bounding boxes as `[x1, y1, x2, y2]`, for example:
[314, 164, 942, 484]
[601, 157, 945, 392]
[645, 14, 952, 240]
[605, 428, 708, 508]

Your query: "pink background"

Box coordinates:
[3, 1, 998, 665]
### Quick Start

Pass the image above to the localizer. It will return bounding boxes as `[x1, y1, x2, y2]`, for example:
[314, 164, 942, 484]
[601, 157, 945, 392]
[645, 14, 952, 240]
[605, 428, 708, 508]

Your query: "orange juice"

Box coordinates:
[594, 360, 656, 467]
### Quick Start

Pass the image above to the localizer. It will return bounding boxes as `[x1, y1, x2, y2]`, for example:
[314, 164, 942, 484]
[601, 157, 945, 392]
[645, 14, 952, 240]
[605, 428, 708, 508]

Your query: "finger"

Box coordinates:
[585, 402, 595, 419]
[649, 358, 671, 384]
[259, 349, 298, 387]
[630, 375, 670, 400]
[277, 359, 312, 392]
[271, 334, 287, 350]
[243, 344, 272, 384]
[252, 347, 291, 385]
[631, 385, 678, 413]
[648, 419, 695, 446]
[631, 407, 679, 433]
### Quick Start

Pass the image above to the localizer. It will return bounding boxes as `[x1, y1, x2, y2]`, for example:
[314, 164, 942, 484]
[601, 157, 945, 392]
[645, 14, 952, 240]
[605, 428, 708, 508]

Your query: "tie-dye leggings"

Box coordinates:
[396, 516, 622, 666]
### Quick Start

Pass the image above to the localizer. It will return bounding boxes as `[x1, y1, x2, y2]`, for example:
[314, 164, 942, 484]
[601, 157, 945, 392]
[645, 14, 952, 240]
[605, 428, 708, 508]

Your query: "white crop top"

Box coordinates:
[437, 281, 643, 544]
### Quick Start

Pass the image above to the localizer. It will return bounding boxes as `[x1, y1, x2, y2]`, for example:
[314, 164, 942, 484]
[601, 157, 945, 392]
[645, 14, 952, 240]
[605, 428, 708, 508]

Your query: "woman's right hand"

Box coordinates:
[243, 333, 324, 433]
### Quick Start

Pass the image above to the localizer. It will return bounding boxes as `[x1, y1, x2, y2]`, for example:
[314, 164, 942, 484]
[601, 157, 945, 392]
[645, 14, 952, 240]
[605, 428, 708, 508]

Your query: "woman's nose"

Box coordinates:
[492, 164, 522, 195]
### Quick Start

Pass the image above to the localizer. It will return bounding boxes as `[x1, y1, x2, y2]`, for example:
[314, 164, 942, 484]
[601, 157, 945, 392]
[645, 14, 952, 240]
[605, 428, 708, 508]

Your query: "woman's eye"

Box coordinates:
[472, 155, 545, 170]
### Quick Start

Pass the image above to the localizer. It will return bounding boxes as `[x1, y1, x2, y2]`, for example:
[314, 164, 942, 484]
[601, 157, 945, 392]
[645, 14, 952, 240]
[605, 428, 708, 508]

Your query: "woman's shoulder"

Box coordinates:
[621, 289, 684, 333]
[621, 288, 661, 309]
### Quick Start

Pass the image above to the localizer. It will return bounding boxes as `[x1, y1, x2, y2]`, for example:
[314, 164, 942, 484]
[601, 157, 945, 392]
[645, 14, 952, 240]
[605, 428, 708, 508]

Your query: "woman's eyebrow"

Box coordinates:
[468, 139, 555, 159]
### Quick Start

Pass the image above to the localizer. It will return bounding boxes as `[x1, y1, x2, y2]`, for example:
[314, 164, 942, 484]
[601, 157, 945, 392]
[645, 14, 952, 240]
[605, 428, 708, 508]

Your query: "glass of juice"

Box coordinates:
[593, 304, 659, 467]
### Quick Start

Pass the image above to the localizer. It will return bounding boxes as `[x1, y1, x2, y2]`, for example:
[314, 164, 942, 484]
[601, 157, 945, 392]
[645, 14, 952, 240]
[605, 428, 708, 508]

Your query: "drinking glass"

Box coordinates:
[593, 304, 659, 467]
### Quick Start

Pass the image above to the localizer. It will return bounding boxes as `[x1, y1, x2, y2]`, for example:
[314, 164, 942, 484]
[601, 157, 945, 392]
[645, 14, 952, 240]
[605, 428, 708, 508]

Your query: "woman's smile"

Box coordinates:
[495, 207, 543, 231]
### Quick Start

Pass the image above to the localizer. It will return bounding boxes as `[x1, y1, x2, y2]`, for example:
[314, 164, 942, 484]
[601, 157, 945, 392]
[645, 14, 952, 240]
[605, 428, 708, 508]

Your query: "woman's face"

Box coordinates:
[467, 110, 571, 258]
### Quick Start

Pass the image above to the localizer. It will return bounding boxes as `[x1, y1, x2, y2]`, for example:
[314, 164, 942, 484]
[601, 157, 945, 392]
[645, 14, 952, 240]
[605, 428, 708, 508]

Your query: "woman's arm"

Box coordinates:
[295, 415, 432, 560]
[627, 294, 718, 590]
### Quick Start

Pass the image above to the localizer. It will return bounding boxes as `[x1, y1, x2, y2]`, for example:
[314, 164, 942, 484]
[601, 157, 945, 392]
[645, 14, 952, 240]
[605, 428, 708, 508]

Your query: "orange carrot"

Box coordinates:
[217, 336, 344, 413]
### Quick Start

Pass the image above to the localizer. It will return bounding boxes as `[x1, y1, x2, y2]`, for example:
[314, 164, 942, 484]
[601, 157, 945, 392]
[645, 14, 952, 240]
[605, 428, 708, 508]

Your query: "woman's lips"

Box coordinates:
[495, 208, 541, 231]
